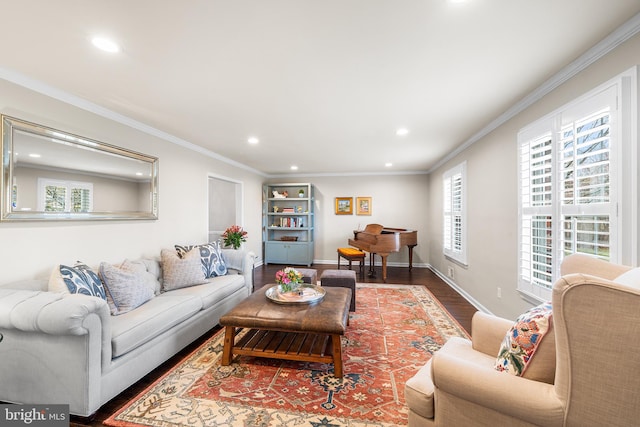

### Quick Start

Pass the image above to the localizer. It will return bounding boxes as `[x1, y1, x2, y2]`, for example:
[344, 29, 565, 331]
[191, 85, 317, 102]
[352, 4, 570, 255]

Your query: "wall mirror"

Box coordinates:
[1, 115, 158, 221]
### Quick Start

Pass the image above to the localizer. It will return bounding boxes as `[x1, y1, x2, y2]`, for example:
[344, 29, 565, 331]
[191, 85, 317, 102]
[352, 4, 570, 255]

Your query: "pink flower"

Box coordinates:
[275, 267, 303, 292]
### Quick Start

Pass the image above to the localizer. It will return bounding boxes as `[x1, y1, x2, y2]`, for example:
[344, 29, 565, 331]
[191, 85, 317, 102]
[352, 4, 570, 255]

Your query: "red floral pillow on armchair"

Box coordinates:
[495, 302, 554, 381]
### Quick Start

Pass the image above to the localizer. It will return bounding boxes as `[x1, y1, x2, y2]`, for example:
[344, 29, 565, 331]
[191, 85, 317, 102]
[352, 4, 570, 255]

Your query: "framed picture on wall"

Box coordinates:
[335, 197, 353, 215]
[356, 197, 372, 215]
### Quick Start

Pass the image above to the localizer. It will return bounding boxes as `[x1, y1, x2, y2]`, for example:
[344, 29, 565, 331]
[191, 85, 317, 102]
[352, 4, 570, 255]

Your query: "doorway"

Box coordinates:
[208, 175, 243, 243]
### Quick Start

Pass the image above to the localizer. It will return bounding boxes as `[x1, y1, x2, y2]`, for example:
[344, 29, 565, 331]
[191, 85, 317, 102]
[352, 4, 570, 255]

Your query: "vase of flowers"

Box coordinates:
[222, 225, 248, 249]
[275, 267, 304, 293]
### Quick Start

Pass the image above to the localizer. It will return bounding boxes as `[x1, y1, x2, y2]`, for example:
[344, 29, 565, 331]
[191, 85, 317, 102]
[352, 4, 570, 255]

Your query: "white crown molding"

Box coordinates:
[0, 66, 267, 177]
[427, 11, 640, 174]
[268, 170, 430, 179]
[2, 11, 639, 179]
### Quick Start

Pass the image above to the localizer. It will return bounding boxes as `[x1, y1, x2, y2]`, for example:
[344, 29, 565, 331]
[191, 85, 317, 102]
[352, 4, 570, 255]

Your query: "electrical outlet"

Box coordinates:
[447, 266, 454, 279]
[497, 287, 502, 298]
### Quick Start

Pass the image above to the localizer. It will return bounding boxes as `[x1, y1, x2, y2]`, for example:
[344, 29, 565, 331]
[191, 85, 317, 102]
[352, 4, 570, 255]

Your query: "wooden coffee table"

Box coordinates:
[219, 285, 351, 377]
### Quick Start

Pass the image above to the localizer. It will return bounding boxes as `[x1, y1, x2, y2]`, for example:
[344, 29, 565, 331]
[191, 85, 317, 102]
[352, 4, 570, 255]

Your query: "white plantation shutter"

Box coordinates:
[518, 83, 622, 301]
[559, 109, 613, 259]
[44, 184, 67, 212]
[443, 162, 467, 265]
[38, 179, 93, 213]
[520, 134, 555, 294]
[70, 186, 93, 212]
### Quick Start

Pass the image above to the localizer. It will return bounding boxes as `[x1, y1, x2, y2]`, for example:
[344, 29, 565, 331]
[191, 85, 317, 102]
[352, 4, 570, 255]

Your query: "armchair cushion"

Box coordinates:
[495, 302, 555, 384]
[613, 267, 640, 289]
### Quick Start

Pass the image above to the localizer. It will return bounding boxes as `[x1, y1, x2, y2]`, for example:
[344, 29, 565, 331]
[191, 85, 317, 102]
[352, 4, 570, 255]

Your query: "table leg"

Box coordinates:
[221, 326, 236, 366]
[332, 334, 343, 378]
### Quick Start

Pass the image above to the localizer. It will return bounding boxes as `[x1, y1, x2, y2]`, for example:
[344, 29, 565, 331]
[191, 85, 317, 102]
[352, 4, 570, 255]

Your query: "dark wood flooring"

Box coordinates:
[70, 263, 477, 426]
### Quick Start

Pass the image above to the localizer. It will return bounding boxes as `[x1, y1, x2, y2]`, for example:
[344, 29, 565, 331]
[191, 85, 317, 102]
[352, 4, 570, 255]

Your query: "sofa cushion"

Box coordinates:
[110, 294, 202, 357]
[161, 248, 206, 291]
[99, 261, 155, 315]
[175, 241, 227, 278]
[164, 274, 245, 310]
[495, 302, 555, 383]
[49, 263, 106, 300]
[613, 267, 640, 289]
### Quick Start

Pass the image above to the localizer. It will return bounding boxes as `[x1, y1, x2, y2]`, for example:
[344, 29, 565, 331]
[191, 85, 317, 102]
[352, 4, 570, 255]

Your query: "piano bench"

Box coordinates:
[337, 247, 365, 278]
[321, 269, 357, 311]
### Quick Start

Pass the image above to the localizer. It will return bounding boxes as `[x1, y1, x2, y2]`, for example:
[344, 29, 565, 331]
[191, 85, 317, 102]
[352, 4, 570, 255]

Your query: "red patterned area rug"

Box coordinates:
[105, 284, 469, 427]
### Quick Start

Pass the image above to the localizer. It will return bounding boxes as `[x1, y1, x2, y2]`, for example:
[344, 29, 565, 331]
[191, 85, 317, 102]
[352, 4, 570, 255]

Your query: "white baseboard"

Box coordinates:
[312, 259, 430, 268]
[428, 264, 493, 315]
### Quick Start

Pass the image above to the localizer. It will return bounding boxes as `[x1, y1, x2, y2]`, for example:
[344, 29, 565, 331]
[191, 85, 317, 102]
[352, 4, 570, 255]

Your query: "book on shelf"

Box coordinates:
[275, 217, 305, 228]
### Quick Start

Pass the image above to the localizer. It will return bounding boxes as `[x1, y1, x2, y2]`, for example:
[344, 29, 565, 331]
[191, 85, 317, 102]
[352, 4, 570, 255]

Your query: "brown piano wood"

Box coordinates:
[348, 226, 417, 282]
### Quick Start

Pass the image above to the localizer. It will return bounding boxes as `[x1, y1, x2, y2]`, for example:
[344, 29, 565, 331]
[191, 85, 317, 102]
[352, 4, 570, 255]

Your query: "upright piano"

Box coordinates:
[348, 224, 418, 282]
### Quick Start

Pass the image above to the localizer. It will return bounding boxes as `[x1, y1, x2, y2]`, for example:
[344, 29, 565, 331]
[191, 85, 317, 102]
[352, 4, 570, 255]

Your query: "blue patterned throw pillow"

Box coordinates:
[175, 241, 227, 278]
[60, 262, 107, 300]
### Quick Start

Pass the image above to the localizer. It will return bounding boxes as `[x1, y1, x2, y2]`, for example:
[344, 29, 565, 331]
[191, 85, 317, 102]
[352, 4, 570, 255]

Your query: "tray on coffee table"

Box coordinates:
[265, 284, 325, 305]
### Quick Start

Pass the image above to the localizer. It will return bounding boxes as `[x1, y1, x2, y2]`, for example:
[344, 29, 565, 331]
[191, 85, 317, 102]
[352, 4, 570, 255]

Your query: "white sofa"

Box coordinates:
[0, 248, 255, 417]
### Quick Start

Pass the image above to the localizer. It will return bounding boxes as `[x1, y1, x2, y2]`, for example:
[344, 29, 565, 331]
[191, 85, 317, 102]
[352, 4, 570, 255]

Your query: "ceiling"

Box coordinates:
[1, 1, 640, 176]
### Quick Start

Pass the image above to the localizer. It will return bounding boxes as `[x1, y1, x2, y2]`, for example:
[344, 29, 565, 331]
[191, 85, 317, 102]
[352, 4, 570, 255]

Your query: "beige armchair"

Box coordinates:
[405, 253, 640, 426]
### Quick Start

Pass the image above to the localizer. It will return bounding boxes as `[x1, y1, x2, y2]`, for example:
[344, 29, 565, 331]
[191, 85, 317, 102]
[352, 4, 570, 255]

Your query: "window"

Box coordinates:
[37, 179, 93, 213]
[518, 70, 636, 302]
[443, 161, 467, 265]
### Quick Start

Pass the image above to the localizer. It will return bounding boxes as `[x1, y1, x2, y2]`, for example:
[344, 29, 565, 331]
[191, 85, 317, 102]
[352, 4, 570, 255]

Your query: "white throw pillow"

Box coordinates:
[613, 267, 640, 289]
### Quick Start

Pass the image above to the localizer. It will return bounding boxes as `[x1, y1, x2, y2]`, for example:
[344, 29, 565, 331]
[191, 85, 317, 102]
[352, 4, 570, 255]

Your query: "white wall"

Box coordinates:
[5, 31, 638, 320]
[267, 174, 430, 267]
[0, 79, 265, 283]
[427, 32, 640, 320]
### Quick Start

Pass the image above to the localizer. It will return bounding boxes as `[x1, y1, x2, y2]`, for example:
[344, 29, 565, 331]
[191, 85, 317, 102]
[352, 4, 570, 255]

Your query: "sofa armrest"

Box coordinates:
[0, 289, 112, 367]
[432, 350, 564, 426]
[221, 249, 256, 292]
[471, 312, 513, 357]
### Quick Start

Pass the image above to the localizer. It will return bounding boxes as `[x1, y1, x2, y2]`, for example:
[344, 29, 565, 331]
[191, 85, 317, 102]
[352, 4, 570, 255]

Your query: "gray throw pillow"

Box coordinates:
[100, 261, 155, 315]
[161, 248, 207, 291]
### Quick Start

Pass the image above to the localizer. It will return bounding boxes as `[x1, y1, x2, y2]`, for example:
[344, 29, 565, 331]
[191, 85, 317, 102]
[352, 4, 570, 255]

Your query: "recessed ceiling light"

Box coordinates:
[290, 165, 299, 171]
[135, 172, 143, 176]
[385, 162, 393, 167]
[28, 153, 41, 158]
[248, 137, 259, 144]
[396, 128, 409, 136]
[91, 36, 120, 53]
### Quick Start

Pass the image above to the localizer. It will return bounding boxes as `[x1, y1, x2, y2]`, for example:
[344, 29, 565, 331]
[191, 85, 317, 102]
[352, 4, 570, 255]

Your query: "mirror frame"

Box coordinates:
[1, 115, 159, 221]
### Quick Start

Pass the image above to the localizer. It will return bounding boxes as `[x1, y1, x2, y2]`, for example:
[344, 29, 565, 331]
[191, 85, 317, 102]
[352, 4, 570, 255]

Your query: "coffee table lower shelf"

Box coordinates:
[221, 327, 344, 377]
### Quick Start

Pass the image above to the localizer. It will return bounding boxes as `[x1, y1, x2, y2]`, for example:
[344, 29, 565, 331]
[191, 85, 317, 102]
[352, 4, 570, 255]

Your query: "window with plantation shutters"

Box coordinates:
[38, 179, 93, 213]
[517, 70, 636, 302]
[443, 162, 467, 265]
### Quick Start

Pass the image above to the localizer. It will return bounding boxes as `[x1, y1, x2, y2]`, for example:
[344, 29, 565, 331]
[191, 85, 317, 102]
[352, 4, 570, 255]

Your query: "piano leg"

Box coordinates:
[380, 254, 389, 283]
[408, 244, 417, 271]
[367, 252, 376, 278]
